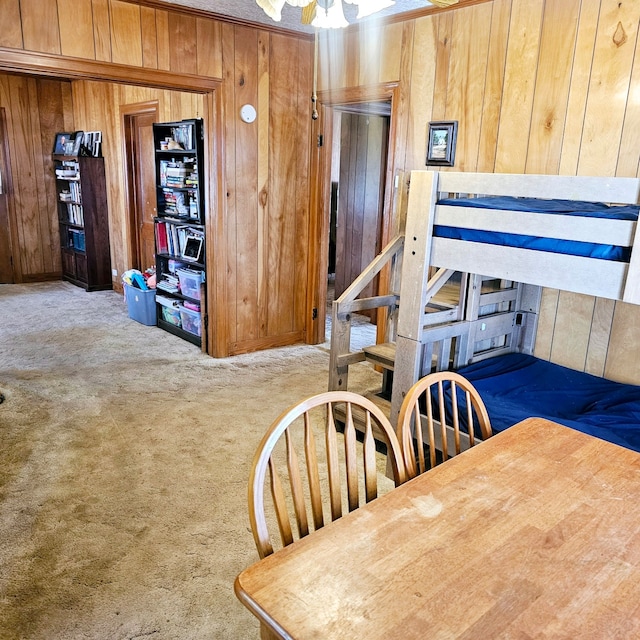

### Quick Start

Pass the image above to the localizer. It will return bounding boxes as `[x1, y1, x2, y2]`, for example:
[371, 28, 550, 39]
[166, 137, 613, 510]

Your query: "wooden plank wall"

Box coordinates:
[221, 24, 312, 354]
[0, 74, 73, 281]
[0, 0, 224, 77]
[1, 0, 313, 357]
[318, 0, 640, 384]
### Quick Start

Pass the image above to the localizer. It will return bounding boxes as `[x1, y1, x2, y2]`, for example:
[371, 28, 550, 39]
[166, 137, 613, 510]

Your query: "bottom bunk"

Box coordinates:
[457, 352, 640, 453]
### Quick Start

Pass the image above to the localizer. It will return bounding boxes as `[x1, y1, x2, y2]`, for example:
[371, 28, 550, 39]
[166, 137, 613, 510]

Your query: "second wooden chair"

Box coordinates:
[397, 371, 492, 479]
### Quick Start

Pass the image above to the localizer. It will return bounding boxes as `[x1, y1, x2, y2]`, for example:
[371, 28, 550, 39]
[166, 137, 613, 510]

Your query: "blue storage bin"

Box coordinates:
[124, 284, 156, 326]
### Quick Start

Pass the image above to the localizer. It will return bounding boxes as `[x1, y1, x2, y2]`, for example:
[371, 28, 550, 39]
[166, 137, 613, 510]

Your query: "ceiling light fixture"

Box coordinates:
[256, 0, 396, 29]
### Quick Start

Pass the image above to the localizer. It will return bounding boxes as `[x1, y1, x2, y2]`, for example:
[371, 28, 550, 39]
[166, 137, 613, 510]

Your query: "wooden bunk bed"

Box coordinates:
[329, 170, 640, 451]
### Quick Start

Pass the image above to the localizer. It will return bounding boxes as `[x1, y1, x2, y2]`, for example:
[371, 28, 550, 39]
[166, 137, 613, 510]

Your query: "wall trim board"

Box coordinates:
[316, 81, 400, 107]
[0, 47, 221, 90]
[228, 330, 307, 356]
[21, 272, 62, 283]
[122, 0, 314, 40]
[346, 0, 493, 32]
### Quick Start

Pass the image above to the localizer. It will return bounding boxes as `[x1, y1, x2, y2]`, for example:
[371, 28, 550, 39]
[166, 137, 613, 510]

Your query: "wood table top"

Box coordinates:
[235, 418, 640, 639]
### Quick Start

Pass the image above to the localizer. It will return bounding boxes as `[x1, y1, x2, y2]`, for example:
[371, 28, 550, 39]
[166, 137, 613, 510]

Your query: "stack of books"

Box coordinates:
[156, 274, 180, 294]
[160, 189, 189, 218]
[165, 164, 187, 188]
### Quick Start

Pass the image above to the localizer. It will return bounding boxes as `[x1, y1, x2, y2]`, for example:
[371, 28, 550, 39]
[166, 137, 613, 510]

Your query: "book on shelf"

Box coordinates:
[59, 181, 81, 203]
[159, 160, 168, 187]
[159, 160, 197, 188]
[55, 160, 79, 179]
[155, 221, 169, 254]
[173, 191, 188, 216]
[66, 203, 84, 225]
[56, 169, 79, 179]
[68, 229, 86, 251]
[159, 188, 199, 220]
[155, 219, 204, 262]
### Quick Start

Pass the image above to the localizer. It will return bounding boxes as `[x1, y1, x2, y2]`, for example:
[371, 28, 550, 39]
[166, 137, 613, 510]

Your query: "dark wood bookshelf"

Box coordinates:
[53, 155, 112, 291]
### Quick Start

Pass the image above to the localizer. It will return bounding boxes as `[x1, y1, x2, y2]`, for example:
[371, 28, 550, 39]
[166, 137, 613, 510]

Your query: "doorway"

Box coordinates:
[309, 83, 399, 346]
[330, 101, 391, 324]
[122, 102, 159, 273]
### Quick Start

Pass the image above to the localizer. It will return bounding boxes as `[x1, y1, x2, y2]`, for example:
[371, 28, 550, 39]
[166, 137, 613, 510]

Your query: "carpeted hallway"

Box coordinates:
[0, 282, 381, 639]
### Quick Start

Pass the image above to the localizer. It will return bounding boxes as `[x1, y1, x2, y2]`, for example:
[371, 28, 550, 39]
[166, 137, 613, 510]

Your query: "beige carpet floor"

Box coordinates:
[0, 281, 383, 640]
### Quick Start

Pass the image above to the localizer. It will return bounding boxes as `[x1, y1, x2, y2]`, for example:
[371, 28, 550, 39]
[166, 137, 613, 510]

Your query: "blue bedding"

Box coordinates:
[435, 196, 640, 262]
[457, 353, 640, 453]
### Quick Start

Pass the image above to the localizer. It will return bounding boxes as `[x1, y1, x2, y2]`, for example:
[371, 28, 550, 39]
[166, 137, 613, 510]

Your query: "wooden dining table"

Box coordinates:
[234, 417, 640, 639]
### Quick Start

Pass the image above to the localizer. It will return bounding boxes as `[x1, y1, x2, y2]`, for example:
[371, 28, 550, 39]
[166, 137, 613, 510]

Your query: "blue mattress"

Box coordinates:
[457, 353, 640, 453]
[435, 196, 640, 262]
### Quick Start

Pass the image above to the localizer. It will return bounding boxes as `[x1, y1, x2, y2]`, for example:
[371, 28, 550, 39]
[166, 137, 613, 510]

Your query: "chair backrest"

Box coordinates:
[397, 371, 492, 479]
[249, 391, 406, 559]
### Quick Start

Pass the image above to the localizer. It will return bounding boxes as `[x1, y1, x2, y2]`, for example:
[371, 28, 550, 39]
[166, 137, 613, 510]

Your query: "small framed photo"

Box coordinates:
[426, 120, 458, 166]
[73, 131, 84, 156]
[53, 132, 73, 155]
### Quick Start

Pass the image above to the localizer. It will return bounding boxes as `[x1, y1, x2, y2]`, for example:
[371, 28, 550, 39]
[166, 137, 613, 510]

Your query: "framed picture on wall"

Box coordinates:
[426, 121, 458, 166]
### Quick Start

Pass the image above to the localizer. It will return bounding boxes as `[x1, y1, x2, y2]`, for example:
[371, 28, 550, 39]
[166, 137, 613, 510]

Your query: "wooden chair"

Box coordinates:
[248, 391, 406, 560]
[397, 371, 492, 479]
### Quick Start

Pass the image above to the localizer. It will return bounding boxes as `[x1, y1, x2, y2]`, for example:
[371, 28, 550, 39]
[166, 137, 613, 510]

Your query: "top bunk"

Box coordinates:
[405, 170, 640, 306]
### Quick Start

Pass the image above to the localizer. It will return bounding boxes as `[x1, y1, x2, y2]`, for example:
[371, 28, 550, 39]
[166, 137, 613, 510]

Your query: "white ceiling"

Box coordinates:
[160, 0, 434, 33]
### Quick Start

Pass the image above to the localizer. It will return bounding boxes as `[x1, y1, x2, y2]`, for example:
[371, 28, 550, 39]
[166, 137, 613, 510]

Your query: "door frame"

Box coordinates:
[307, 82, 401, 345]
[121, 100, 160, 277]
[0, 50, 226, 356]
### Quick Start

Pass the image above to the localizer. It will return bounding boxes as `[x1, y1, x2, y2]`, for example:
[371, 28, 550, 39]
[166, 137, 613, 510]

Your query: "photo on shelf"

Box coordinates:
[53, 132, 73, 155]
[73, 132, 84, 156]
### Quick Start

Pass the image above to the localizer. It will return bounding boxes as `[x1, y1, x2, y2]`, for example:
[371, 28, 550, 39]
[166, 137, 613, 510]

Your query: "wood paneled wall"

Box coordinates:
[220, 25, 313, 354]
[0, 74, 73, 281]
[1, 0, 313, 358]
[0, 0, 224, 77]
[318, 0, 640, 384]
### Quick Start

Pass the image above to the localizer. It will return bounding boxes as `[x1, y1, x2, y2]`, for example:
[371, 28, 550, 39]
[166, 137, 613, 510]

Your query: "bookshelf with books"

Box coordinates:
[153, 118, 206, 347]
[53, 154, 112, 291]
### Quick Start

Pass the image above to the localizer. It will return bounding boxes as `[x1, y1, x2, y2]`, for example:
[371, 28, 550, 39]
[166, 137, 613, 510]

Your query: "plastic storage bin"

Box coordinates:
[124, 284, 156, 326]
[177, 268, 204, 300]
[161, 305, 182, 327]
[179, 305, 201, 337]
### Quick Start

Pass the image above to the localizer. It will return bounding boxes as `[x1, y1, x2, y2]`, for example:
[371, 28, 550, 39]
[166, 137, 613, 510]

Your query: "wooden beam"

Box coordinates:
[0, 47, 220, 90]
